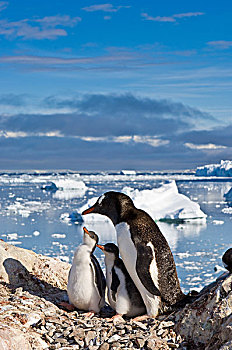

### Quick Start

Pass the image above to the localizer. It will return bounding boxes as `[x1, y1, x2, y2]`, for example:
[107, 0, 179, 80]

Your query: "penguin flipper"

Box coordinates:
[91, 255, 106, 297]
[136, 244, 161, 297]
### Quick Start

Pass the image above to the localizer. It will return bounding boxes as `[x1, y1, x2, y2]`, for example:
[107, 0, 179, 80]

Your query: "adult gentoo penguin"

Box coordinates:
[222, 248, 232, 273]
[97, 242, 146, 318]
[67, 227, 106, 316]
[82, 192, 185, 317]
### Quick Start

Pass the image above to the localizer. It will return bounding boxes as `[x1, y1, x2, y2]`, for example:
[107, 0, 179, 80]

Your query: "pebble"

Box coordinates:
[108, 334, 121, 343]
[0, 283, 185, 350]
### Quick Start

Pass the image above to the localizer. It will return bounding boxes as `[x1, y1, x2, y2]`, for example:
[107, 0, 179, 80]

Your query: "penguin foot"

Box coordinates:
[82, 311, 96, 318]
[132, 314, 149, 322]
[106, 314, 124, 323]
[59, 302, 75, 311]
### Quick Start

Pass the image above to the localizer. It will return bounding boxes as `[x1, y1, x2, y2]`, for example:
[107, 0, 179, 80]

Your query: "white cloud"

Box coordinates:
[185, 142, 227, 150]
[81, 135, 169, 148]
[0, 1, 8, 12]
[82, 4, 130, 13]
[0, 15, 81, 40]
[173, 12, 204, 19]
[0, 130, 64, 138]
[141, 11, 204, 23]
[0, 130, 169, 148]
[133, 135, 170, 147]
[141, 13, 175, 22]
[207, 41, 232, 49]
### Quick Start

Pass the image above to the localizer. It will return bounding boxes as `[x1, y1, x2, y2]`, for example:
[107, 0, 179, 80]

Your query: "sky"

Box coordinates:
[0, 0, 231, 171]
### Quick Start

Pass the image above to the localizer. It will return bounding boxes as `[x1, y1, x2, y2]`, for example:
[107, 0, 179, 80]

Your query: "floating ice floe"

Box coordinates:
[222, 207, 232, 214]
[33, 231, 40, 236]
[60, 212, 84, 224]
[80, 181, 207, 223]
[212, 220, 224, 225]
[42, 178, 87, 199]
[7, 200, 50, 217]
[196, 160, 232, 177]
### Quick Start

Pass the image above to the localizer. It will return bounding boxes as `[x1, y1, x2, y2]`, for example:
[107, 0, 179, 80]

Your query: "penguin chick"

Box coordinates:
[82, 191, 185, 318]
[67, 227, 106, 314]
[97, 243, 146, 318]
[222, 248, 232, 273]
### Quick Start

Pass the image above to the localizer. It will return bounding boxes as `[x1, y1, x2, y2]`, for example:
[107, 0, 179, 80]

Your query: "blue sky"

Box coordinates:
[0, 0, 231, 170]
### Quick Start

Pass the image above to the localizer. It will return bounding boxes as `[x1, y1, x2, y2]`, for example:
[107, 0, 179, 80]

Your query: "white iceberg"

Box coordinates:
[120, 170, 137, 175]
[196, 160, 232, 177]
[80, 181, 206, 223]
[123, 181, 206, 222]
[42, 178, 87, 199]
[224, 187, 232, 201]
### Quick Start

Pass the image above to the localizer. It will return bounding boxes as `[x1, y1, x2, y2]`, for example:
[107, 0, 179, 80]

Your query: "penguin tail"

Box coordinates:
[172, 290, 199, 309]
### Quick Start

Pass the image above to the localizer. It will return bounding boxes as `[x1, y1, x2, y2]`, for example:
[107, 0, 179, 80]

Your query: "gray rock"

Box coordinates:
[99, 343, 110, 350]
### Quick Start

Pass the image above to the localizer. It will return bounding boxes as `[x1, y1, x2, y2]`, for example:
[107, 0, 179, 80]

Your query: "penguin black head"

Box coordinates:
[97, 243, 119, 259]
[222, 248, 232, 273]
[82, 191, 135, 225]
[83, 227, 99, 252]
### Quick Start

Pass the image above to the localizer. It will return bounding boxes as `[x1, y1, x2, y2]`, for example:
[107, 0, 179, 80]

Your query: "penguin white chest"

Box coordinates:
[116, 222, 160, 317]
[116, 222, 138, 281]
[67, 245, 101, 312]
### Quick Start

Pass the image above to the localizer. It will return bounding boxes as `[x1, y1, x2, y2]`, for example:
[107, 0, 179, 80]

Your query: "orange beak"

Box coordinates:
[83, 227, 90, 235]
[82, 206, 95, 215]
[96, 244, 105, 250]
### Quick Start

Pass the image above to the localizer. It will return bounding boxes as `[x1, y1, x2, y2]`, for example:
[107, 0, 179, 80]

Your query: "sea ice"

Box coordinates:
[120, 170, 136, 175]
[7, 200, 50, 218]
[196, 160, 232, 177]
[212, 220, 224, 225]
[42, 178, 87, 199]
[33, 231, 40, 236]
[222, 207, 232, 214]
[6, 233, 18, 240]
[51, 233, 66, 239]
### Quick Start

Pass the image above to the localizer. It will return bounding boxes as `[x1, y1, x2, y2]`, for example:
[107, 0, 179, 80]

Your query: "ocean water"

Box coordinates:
[0, 171, 231, 294]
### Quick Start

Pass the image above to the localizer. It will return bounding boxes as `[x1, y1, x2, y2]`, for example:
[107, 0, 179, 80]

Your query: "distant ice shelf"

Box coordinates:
[79, 180, 207, 223]
[196, 160, 232, 177]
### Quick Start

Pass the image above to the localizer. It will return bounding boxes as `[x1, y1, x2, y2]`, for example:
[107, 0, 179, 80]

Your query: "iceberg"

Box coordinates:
[123, 181, 206, 222]
[224, 187, 232, 202]
[42, 178, 87, 199]
[196, 160, 232, 177]
[120, 170, 136, 175]
[79, 181, 206, 223]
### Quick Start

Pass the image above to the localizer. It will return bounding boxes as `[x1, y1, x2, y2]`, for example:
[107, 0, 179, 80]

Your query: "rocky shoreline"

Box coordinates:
[0, 241, 231, 349]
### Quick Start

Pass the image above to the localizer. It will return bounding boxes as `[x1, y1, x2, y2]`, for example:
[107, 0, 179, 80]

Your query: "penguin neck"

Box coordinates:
[83, 235, 96, 253]
[108, 207, 133, 226]
[104, 254, 116, 271]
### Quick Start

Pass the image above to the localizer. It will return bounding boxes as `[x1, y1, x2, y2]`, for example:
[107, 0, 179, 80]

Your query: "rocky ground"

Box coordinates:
[0, 240, 231, 350]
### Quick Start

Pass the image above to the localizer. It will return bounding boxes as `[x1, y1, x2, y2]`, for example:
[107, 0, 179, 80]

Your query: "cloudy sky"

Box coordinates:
[0, 0, 231, 170]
